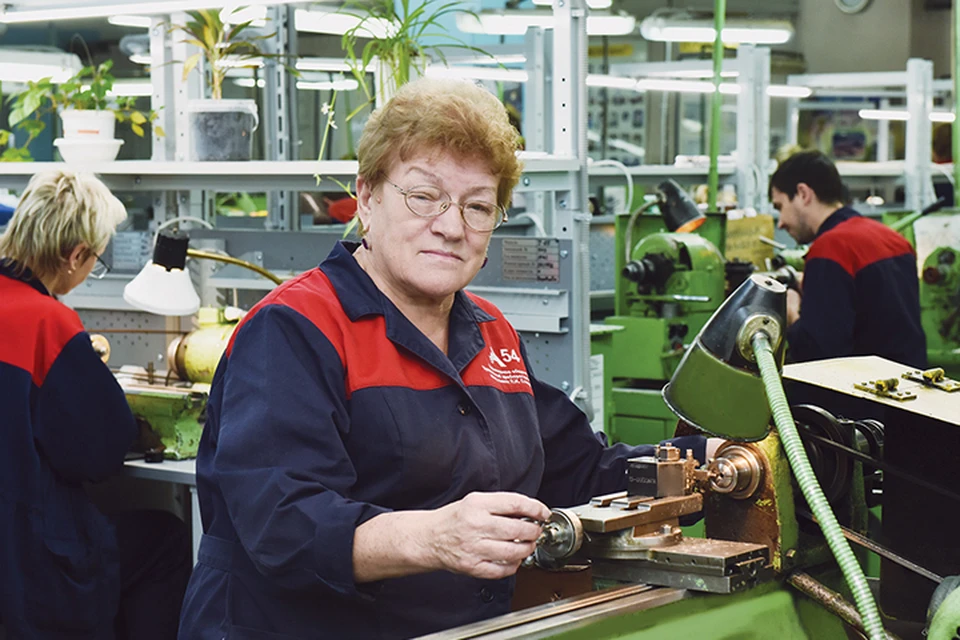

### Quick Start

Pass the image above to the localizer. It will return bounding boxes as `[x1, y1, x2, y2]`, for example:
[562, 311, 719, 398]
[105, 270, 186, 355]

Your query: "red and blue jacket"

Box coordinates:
[787, 207, 926, 367]
[179, 241, 704, 639]
[0, 261, 137, 638]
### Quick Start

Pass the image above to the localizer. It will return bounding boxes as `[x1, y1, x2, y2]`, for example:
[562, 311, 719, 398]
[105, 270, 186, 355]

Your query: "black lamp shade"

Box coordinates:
[657, 179, 706, 233]
[153, 231, 189, 271]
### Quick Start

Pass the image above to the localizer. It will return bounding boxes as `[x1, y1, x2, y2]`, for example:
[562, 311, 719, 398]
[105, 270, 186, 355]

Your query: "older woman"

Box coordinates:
[178, 79, 706, 639]
[0, 170, 190, 639]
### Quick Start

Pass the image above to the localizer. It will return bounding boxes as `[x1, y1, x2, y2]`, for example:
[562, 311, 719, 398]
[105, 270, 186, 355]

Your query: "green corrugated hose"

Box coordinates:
[752, 332, 886, 640]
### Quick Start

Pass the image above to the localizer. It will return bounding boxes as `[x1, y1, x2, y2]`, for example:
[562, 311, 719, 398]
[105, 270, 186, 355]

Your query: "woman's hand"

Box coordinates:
[353, 492, 551, 583]
[424, 492, 552, 580]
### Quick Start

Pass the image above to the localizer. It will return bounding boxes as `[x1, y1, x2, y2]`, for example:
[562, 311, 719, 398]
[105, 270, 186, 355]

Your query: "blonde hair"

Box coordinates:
[357, 78, 523, 209]
[0, 171, 127, 280]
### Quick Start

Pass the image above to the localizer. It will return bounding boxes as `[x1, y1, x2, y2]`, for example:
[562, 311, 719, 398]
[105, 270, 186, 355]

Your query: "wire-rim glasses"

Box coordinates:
[385, 180, 507, 233]
[89, 252, 111, 279]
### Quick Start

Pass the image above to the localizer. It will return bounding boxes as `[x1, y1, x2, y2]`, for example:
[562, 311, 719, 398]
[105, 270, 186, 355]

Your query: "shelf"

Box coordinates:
[0, 155, 582, 193]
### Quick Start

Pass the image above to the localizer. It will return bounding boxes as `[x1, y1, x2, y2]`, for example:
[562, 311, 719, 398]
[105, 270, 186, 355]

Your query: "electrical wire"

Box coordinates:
[588, 158, 634, 215]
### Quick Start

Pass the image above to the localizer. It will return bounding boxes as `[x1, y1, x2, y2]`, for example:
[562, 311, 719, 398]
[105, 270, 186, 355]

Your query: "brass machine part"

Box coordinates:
[736, 314, 782, 362]
[704, 435, 792, 572]
[708, 444, 764, 499]
[90, 334, 111, 363]
[854, 377, 917, 401]
[901, 367, 960, 392]
[532, 509, 584, 568]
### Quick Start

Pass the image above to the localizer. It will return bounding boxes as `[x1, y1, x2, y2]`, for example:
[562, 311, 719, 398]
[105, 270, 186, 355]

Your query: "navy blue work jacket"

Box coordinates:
[179, 242, 705, 639]
[786, 207, 926, 367]
[0, 261, 137, 638]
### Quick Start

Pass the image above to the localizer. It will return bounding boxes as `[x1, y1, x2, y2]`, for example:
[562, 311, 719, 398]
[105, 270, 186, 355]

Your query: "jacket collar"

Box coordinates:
[319, 241, 496, 374]
[815, 206, 860, 239]
[0, 259, 51, 297]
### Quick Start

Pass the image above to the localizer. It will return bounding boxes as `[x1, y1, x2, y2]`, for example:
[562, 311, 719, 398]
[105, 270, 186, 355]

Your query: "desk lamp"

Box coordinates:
[123, 230, 282, 316]
[663, 273, 886, 640]
[657, 179, 705, 233]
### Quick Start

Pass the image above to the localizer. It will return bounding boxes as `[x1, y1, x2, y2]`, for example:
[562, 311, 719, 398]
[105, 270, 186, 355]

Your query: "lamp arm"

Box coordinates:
[186, 248, 283, 285]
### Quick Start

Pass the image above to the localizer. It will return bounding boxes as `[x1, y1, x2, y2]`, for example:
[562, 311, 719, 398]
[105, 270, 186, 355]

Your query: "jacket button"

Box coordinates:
[457, 402, 472, 416]
[479, 587, 494, 603]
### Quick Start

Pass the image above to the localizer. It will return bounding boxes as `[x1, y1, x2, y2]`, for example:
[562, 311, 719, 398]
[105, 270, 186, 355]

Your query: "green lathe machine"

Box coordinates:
[428, 275, 960, 640]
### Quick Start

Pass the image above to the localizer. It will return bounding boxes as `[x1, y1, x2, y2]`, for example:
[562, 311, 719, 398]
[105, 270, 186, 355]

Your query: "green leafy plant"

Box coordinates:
[5, 57, 164, 156]
[340, 0, 487, 118]
[169, 9, 294, 100]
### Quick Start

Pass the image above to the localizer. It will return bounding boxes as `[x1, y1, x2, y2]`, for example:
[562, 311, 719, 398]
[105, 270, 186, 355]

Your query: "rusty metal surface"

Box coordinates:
[786, 572, 900, 640]
[705, 437, 793, 572]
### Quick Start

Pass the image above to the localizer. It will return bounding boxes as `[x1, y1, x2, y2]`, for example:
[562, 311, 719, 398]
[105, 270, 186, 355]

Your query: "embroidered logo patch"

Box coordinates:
[482, 347, 531, 388]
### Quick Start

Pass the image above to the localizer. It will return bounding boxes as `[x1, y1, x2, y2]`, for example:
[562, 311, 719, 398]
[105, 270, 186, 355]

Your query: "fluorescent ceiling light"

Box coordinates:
[297, 79, 361, 91]
[426, 66, 529, 83]
[447, 54, 527, 66]
[0, 49, 82, 83]
[585, 75, 811, 98]
[235, 76, 361, 91]
[0, 0, 303, 22]
[767, 85, 812, 98]
[646, 68, 738, 79]
[295, 8, 394, 38]
[456, 11, 636, 36]
[130, 53, 152, 65]
[639, 16, 793, 45]
[859, 109, 955, 123]
[586, 75, 640, 90]
[220, 5, 267, 27]
[108, 14, 152, 28]
[532, 0, 612, 8]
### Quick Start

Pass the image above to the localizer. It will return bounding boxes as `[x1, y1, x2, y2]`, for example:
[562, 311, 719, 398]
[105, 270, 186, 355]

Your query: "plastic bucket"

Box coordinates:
[60, 109, 116, 139]
[187, 99, 259, 161]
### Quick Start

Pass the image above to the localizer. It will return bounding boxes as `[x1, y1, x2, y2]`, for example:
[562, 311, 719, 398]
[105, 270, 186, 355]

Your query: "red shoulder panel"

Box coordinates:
[0, 278, 83, 386]
[807, 217, 915, 277]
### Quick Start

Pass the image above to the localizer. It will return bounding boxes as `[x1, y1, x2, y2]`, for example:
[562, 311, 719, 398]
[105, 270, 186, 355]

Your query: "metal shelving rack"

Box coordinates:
[785, 59, 942, 213]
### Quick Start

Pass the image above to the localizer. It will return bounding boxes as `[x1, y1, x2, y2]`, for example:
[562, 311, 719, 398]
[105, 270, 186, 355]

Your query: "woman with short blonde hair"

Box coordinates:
[0, 169, 191, 639]
[0, 170, 126, 291]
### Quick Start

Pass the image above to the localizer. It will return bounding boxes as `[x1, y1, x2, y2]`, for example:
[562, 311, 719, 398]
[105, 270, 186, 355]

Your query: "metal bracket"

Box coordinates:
[901, 368, 960, 392]
[853, 377, 917, 401]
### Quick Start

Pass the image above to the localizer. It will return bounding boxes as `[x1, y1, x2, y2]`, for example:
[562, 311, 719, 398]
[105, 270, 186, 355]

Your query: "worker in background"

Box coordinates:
[0, 171, 191, 639]
[178, 78, 711, 639]
[769, 151, 926, 367]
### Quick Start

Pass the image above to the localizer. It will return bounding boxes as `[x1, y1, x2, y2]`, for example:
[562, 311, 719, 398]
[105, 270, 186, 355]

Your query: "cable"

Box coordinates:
[510, 212, 546, 237]
[753, 332, 885, 640]
[624, 199, 660, 266]
[588, 158, 634, 216]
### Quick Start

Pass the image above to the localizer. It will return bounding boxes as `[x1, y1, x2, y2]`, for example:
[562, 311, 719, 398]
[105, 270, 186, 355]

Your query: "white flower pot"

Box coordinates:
[60, 109, 116, 139]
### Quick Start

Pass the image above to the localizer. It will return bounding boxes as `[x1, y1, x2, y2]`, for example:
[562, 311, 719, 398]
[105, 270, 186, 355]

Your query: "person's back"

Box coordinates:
[0, 261, 135, 636]
[796, 207, 926, 367]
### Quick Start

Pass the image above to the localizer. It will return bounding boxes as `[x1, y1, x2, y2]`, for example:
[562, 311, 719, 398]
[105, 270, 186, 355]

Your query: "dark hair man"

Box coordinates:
[769, 150, 926, 367]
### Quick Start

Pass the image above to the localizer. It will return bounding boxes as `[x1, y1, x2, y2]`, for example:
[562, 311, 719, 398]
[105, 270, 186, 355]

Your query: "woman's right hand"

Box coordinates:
[422, 492, 551, 580]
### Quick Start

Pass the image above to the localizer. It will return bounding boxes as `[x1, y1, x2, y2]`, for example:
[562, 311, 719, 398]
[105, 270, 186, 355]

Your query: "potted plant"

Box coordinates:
[6, 58, 162, 162]
[169, 9, 293, 161]
[340, 0, 488, 113]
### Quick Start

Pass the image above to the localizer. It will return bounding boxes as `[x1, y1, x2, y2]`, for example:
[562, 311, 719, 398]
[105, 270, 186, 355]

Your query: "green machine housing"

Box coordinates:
[591, 211, 728, 445]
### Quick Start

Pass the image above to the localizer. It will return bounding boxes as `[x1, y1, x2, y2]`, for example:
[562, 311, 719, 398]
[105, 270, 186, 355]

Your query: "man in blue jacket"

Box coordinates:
[769, 150, 926, 367]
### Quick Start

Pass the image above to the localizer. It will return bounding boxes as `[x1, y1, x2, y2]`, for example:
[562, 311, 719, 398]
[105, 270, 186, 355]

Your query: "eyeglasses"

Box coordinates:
[89, 252, 111, 280]
[385, 179, 508, 233]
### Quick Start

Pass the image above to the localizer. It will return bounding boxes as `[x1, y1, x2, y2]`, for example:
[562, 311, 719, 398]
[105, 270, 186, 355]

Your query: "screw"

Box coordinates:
[559, 199, 568, 208]
[542, 299, 549, 305]
[561, 381, 570, 391]
[523, 177, 531, 186]
[560, 250, 569, 258]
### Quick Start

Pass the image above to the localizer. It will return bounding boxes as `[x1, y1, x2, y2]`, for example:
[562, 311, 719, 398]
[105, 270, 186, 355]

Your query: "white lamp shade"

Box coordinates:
[123, 261, 200, 316]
